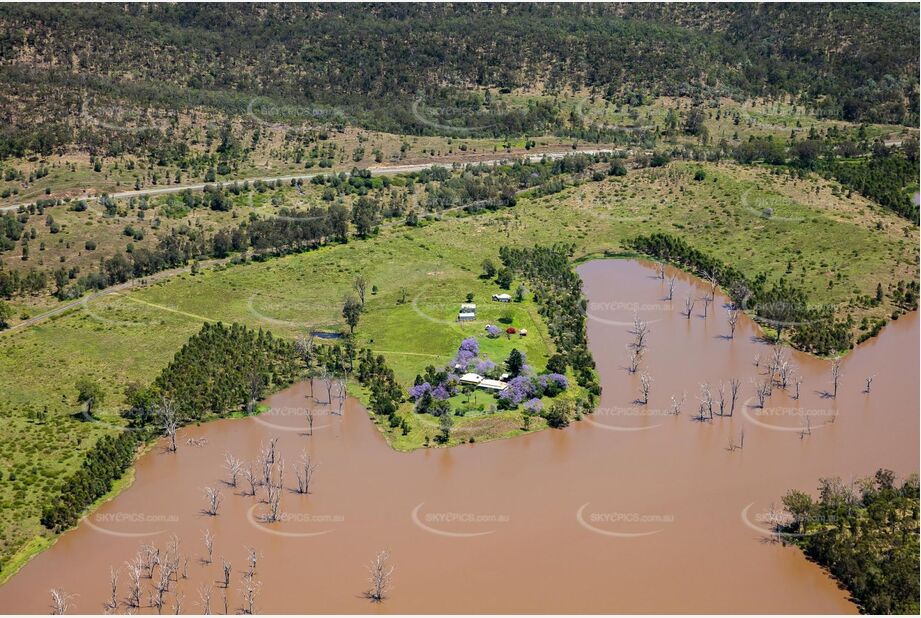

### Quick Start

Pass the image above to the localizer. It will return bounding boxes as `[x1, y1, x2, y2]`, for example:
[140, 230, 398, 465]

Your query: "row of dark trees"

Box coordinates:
[142, 323, 301, 424]
[40, 431, 141, 532]
[498, 243, 598, 393]
[630, 233, 854, 355]
[356, 349, 405, 423]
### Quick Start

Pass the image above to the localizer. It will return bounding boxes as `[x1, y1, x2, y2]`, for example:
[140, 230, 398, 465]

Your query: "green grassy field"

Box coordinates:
[0, 158, 917, 577]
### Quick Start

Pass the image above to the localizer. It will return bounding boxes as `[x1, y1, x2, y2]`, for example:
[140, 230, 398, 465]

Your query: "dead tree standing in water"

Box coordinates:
[203, 487, 222, 516]
[220, 557, 232, 589]
[140, 543, 159, 579]
[335, 377, 347, 415]
[102, 567, 118, 614]
[171, 590, 184, 615]
[197, 585, 213, 615]
[699, 383, 714, 419]
[246, 547, 259, 577]
[778, 361, 793, 390]
[716, 382, 727, 416]
[242, 463, 258, 497]
[224, 453, 243, 488]
[125, 556, 143, 609]
[627, 348, 642, 374]
[323, 370, 336, 404]
[799, 414, 812, 439]
[831, 357, 842, 398]
[669, 393, 686, 416]
[728, 378, 741, 416]
[364, 550, 394, 603]
[158, 397, 179, 453]
[295, 449, 320, 494]
[682, 296, 695, 319]
[639, 372, 652, 405]
[666, 275, 676, 301]
[305, 407, 315, 435]
[50, 589, 73, 615]
[726, 308, 740, 338]
[755, 379, 771, 408]
[793, 376, 803, 400]
[655, 262, 666, 280]
[865, 374, 875, 393]
[240, 572, 260, 615]
[630, 315, 650, 351]
[201, 529, 215, 565]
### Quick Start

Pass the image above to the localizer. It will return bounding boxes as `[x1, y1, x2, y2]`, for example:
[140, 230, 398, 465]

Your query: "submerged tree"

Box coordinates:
[364, 550, 394, 603]
[831, 357, 842, 398]
[50, 588, 74, 615]
[726, 307, 740, 338]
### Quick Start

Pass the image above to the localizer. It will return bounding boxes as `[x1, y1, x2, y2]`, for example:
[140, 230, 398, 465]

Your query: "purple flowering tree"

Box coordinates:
[409, 382, 432, 401]
[475, 359, 497, 377]
[523, 398, 543, 415]
[498, 376, 535, 408]
[452, 349, 477, 372]
[485, 324, 501, 338]
[539, 373, 568, 397]
[431, 384, 450, 400]
[459, 337, 479, 356]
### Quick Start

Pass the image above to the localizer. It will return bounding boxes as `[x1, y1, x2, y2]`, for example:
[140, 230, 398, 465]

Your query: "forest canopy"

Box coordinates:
[0, 3, 917, 157]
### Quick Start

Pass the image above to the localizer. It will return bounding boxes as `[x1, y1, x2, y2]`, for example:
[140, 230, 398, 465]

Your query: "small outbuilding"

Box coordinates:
[492, 293, 512, 302]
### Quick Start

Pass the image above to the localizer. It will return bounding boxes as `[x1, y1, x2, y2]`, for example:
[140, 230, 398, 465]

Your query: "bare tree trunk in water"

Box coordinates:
[203, 487, 222, 516]
[158, 397, 179, 453]
[197, 585, 212, 615]
[221, 558, 232, 589]
[364, 550, 394, 603]
[295, 449, 320, 494]
[727, 308, 739, 338]
[224, 453, 242, 488]
[728, 378, 741, 416]
[240, 572, 260, 615]
[682, 296, 694, 319]
[50, 589, 73, 615]
[639, 372, 652, 405]
[201, 529, 215, 565]
[103, 566, 119, 614]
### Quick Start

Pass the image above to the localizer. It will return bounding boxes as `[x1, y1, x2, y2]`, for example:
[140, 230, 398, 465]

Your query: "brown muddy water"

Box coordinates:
[1, 259, 917, 614]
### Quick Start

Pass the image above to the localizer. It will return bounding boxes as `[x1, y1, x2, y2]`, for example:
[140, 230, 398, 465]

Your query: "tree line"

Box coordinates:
[40, 430, 141, 532]
[630, 233, 854, 355]
[498, 243, 599, 394]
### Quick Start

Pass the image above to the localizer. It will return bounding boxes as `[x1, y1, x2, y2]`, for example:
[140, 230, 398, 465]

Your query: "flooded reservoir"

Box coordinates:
[0, 259, 916, 613]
